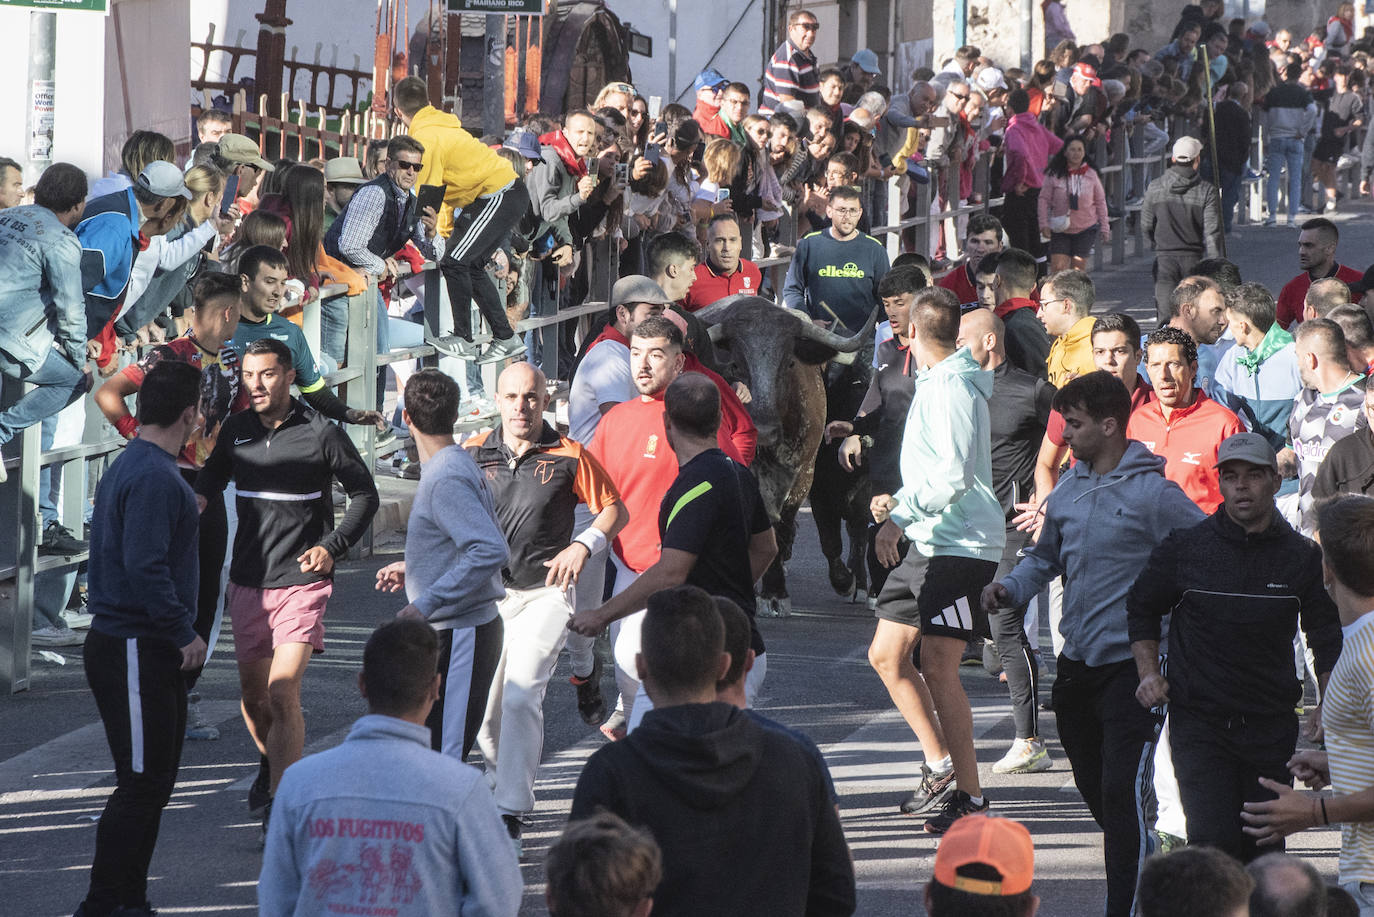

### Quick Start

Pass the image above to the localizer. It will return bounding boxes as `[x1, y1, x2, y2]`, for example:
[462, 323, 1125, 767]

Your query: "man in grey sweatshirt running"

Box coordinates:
[376, 369, 508, 763]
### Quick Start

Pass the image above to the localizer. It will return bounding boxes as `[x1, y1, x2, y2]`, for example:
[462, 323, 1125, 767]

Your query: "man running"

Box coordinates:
[195, 338, 379, 837]
[468, 362, 626, 852]
[868, 286, 1005, 834]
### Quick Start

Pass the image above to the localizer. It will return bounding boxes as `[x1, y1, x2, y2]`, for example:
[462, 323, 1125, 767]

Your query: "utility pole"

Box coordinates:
[24, 11, 56, 187]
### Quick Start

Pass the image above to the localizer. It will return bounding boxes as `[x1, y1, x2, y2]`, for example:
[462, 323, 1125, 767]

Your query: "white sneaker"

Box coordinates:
[426, 334, 479, 360]
[992, 737, 1053, 774]
[61, 609, 93, 630]
[31, 624, 82, 647]
[478, 335, 527, 364]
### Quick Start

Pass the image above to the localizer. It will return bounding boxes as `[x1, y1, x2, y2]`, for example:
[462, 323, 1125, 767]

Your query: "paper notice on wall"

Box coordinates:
[29, 79, 55, 162]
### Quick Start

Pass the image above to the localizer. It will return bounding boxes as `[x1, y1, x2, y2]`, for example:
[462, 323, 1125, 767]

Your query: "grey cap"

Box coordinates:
[1215, 432, 1278, 471]
[611, 274, 673, 308]
[137, 160, 193, 200]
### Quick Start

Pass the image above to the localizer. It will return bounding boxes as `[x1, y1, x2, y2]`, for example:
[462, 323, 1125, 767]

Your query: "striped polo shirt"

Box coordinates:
[1324, 608, 1374, 883]
[760, 39, 819, 115]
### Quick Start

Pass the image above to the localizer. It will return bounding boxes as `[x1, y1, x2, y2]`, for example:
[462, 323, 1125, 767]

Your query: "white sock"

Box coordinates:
[930, 754, 953, 774]
[968, 794, 985, 806]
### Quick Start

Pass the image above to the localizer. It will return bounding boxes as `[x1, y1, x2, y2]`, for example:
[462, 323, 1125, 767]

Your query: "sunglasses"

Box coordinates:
[608, 82, 635, 94]
[393, 160, 423, 172]
[795, 22, 819, 32]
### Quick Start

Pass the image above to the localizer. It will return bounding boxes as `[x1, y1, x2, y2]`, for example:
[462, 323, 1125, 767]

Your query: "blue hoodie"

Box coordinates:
[1001, 440, 1205, 666]
[889, 347, 1005, 562]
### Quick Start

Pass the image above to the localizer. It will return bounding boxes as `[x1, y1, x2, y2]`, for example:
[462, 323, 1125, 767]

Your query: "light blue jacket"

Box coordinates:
[1001, 441, 1205, 666]
[259, 714, 522, 917]
[1213, 341, 1302, 452]
[0, 204, 86, 371]
[890, 347, 1005, 562]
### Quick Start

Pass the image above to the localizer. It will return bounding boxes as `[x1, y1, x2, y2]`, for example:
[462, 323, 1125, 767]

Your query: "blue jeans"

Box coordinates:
[0, 346, 86, 446]
[1265, 137, 1305, 222]
[39, 413, 58, 527]
[319, 295, 348, 367]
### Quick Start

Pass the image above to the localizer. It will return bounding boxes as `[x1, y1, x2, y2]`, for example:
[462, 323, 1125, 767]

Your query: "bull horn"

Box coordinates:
[707, 322, 726, 343]
[793, 303, 881, 353]
[692, 293, 759, 326]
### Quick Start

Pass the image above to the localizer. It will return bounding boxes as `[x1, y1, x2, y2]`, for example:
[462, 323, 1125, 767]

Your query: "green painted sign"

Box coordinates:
[0, 0, 108, 10]
[448, 0, 543, 13]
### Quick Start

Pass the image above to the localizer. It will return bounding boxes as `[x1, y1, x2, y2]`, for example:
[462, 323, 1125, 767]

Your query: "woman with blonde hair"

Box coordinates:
[693, 137, 743, 236]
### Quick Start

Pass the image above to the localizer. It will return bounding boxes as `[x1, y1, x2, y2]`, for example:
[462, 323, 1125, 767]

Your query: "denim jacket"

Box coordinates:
[0, 204, 86, 372]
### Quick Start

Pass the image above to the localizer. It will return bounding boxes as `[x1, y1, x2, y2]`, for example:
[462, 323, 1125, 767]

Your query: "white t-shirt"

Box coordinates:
[1324, 609, 1374, 883]
[569, 337, 634, 446]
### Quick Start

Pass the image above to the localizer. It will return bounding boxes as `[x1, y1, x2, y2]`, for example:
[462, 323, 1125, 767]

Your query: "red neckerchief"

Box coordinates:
[1331, 15, 1354, 40]
[589, 324, 629, 351]
[995, 296, 1038, 320]
[539, 130, 588, 179]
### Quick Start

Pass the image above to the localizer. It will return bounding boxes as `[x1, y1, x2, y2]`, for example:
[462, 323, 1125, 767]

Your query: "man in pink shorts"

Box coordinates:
[196, 338, 378, 840]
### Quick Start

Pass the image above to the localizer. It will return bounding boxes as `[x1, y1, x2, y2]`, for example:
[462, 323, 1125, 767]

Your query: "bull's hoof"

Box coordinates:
[852, 587, 868, 605]
[758, 598, 782, 618]
[776, 597, 792, 617]
[827, 557, 855, 596]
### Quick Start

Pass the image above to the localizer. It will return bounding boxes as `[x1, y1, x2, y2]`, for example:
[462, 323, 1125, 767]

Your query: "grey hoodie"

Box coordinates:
[1001, 440, 1205, 666]
[404, 444, 507, 630]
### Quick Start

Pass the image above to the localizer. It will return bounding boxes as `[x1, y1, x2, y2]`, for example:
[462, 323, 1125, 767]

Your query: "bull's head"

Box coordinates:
[695, 296, 879, 449]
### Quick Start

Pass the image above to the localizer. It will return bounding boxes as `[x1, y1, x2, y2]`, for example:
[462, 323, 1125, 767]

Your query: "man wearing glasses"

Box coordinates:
[692, 68, 732, 139]
[782, 185, 889, 333]
[719, 82, 754, 146]
[761, 10, 820, 115]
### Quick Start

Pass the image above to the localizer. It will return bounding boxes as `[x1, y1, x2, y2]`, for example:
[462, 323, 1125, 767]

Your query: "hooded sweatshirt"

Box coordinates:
[407, 105, 518, 237]
[1141, 163, 1222, 257]
[889, 347, 1005, 562]
[1001, 441, 1206, 666]
[571, 702, 856, 917]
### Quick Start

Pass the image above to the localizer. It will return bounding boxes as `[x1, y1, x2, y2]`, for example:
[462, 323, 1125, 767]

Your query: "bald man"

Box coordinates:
[466, 362, 627, 852]
[957, 308, 1056, 774]
[1303, 277, 1351, 323]
[570, 372, 776, 732]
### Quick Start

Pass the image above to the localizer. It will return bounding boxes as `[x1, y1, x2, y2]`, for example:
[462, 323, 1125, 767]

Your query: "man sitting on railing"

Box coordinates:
[0, 162, 90, 484]
[391, 76, 529, 366]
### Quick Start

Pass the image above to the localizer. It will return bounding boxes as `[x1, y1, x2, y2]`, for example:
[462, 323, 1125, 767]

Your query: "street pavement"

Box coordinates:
[3, 203, 1373, 916]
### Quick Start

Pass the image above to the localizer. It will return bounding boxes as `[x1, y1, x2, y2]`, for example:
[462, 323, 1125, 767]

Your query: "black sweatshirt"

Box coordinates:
[571, 702, 855, 917]
[854, 337, 915, 495]
[1127, 509, 1342, 717]
[195, 399, 379, 589]
[988, 361, 1054, 518]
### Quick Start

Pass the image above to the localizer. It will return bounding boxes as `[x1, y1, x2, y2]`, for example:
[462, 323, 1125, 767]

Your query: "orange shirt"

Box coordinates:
[589, 392, 747, 572]
[1127, 390, 1245, 512]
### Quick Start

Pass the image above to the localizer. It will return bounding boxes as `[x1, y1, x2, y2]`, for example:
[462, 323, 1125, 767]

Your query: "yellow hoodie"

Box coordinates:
[408, 105, 518, 237]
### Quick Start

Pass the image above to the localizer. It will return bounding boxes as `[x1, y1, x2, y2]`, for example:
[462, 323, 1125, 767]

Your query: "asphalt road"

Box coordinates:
[5, 205, 1371, 915]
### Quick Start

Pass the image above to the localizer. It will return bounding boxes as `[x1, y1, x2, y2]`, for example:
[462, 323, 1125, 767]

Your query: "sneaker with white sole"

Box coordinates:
[31, 624, 83, 646]
[479, 334, 527, 364]
[426, 334, 479, 360]
[992, 737, 1053, 774]
[924, 789, 990, 834]
[61, 609, 93, 630]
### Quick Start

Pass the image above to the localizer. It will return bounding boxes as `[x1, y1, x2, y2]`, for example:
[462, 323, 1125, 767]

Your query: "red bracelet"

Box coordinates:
[114, 414, 140, 439]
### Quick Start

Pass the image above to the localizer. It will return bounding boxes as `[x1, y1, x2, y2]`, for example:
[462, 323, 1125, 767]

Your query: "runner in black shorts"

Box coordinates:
[868, 288, 1005, 835]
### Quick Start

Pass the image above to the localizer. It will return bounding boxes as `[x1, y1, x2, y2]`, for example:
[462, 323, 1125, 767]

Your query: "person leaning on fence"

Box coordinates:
[0, 162, 91, 483]
[391, 75, 529, 365]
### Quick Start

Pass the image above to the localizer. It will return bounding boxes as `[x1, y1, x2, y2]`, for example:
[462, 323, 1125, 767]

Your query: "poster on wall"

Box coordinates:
[29, 79, 54, 161]
[447, 0, 544, 13]
[0, 0, 108, 11]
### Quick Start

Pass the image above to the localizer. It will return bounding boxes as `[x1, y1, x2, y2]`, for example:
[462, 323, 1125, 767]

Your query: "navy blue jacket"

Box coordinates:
[88, 437, 199, 647]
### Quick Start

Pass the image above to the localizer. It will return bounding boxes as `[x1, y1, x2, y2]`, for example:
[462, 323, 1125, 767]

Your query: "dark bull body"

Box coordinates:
[696, 295, 878, 617]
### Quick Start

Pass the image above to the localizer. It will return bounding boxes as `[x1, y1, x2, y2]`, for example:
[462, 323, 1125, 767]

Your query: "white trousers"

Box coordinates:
[565, 504, 604, 678]
[609, 555, 644, 720]
[1153, 714, 1187, 839]
[476, 584, 573, 815]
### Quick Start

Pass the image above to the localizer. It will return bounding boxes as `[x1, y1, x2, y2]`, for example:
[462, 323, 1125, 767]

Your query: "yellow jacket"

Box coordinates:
[1047, 315, 1097, 387]
[408, 105, 518, 237]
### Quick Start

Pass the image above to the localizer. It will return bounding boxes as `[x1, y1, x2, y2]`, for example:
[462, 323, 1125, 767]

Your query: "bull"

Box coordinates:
[810, 338, 875, 603]
[696, 295, 877, 617]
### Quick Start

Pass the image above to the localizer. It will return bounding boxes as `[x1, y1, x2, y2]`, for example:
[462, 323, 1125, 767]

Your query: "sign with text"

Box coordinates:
[447, 0, 543, 13]
[0, 0, 108, 11]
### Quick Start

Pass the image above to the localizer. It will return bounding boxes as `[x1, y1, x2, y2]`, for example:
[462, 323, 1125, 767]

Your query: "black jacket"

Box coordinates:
[196, 399, 379, 589]
[571, 702, 855, 917]
[854, 337, 915, 495]
[1127, 509, 1342, 717]
[988, 362, 1054, 518]
[1314, 426, 1374, 500]
[1141, 164, 1222, 257]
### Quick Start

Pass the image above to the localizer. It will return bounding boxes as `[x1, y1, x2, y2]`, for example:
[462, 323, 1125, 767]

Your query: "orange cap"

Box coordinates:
[933, 815, 1034, 896]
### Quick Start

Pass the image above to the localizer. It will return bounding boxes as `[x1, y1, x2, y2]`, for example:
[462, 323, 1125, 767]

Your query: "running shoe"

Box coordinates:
[31, 624, 82, 647]
[479, 334, 527, 364]
[185, 692, 220, 741]
[426, 333, 479, 360]
[248, 756, 272, 817]
[924, 789, 990, 834]
[898, 763, 956, 816]
[61, 608, 93, 630]
[992, 737, 1052, 774]
[39, 521, 88, 556]
[571, 656, 606, 726]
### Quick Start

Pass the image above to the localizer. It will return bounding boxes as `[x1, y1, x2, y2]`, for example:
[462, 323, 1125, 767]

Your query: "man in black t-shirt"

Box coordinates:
[569, 373, 777, 732]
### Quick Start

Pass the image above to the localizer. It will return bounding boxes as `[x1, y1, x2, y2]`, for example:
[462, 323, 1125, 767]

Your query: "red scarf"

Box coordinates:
[1331, 15, 1354, 41]
[589, 323, 629, 351]
[539, 130, 588, 179]
[995, 296, 1038, 320]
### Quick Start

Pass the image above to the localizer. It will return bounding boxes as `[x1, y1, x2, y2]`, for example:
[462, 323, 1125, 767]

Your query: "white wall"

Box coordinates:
[603, 0, 764, 107]
[0, 7, 108, 180]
